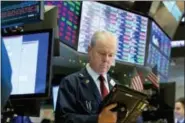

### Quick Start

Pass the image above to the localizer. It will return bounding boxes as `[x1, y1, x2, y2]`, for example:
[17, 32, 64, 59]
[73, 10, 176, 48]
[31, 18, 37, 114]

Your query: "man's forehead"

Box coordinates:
[95, 45, 116, 53]
[95, 39, 117, 46]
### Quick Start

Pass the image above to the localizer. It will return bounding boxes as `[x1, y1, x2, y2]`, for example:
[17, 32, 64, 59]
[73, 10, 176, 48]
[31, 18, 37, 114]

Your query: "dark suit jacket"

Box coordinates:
[55, 68, 115, 123]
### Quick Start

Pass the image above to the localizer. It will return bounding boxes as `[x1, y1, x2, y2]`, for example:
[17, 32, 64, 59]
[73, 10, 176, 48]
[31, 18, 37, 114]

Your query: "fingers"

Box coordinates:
[105, 103, 117, 111]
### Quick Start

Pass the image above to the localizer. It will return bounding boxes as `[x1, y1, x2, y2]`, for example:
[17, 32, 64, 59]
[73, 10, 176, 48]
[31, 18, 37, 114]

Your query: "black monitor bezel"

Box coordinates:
[2, 29, 53, 100]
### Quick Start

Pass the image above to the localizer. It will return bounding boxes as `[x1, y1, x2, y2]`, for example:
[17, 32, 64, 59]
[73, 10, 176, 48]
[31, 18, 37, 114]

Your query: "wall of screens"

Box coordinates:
[45, 1, 81, 49]
[147, 21, 171, 82]
[77, 1, 148, 66]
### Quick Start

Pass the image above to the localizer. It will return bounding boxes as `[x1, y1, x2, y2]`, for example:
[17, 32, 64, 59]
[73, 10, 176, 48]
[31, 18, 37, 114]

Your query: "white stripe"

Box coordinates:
[132, 76, 143, 91]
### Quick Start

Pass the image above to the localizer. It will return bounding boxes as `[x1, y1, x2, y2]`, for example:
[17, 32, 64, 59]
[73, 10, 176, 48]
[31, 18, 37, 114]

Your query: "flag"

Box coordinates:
[146, 65, 159, 88]
[131, 68, 144, 92]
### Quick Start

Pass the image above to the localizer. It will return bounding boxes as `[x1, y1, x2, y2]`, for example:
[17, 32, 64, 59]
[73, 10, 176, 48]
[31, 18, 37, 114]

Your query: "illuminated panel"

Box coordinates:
[171, 40, 184, 48]
[45, 1, 81, 49]
[1, 1, 43, 28]
[147, 44, 170, 82]
[78, 1, 148, 65]
[150, 22, 171, 58]
[147, 22, 171, 82]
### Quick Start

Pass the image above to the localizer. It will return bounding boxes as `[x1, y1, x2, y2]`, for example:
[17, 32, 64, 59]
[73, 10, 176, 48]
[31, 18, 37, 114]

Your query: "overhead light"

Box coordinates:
[171, 40, 185, 48]
[182, 17, 185, 22]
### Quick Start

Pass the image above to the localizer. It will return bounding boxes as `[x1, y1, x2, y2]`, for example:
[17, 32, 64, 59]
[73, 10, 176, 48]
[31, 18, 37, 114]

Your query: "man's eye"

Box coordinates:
[109, 54, 113, 57]
[99, 52, 105, 56]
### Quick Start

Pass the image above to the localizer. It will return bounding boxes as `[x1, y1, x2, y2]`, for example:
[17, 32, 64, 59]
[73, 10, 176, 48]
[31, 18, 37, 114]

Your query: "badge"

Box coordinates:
[85, 80, 89, 84]
[110, 79, 116, 86]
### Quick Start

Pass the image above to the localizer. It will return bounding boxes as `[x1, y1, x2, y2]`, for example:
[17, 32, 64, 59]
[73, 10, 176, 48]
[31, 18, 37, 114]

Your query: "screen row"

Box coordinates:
[45, 1, 171, 67]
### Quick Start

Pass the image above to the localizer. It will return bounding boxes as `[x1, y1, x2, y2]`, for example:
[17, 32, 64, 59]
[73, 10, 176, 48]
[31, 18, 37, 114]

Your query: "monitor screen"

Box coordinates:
[77, 1, 148, 65]
[2, 29, 53, 99]
[1, 1, 44, 28]
[45, 1, 81, 50]
[52, 86, 59, 111]
[147, 21, 171, 82]
[147, 44, 170, 82]
[150, 22, 171, 58]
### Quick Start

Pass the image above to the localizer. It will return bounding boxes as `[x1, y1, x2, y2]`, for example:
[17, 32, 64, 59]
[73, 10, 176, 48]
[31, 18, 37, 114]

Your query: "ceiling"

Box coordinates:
[150, 1, 184, 38]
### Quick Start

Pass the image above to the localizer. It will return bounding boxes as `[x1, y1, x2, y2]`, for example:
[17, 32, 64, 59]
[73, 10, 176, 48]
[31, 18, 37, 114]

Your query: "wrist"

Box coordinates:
[98, 113, 102, 123]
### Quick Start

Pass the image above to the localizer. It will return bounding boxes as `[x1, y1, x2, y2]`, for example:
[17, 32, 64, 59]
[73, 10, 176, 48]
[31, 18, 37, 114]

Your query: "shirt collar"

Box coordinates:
[86, 63, 108, 82]
[176, 118, 185, 123]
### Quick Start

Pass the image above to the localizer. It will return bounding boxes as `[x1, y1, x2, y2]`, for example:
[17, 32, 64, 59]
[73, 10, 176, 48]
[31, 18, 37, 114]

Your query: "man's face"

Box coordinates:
[174, 102, 184, 119]
[88, 38, 117, 75]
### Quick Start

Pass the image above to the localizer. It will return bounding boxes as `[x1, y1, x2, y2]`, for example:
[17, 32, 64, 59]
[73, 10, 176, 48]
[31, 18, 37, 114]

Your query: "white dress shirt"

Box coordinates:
[86, 64, 110, 94]
[175, 118, 184, 123]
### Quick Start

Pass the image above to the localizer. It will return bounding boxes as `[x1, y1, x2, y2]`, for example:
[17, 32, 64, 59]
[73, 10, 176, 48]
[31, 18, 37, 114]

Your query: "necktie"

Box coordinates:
[99, 75, 108, 99]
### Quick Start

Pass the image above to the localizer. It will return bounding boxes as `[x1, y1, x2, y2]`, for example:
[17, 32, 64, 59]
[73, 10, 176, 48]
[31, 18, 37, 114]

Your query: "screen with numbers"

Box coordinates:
[77, 1, 148, 65]
[45, 1, 81, 49]
[147, 21, 171, 82]
[1, 1, 44, 28]
[150, 22, 171, 58]
[147, 44, 170, 82]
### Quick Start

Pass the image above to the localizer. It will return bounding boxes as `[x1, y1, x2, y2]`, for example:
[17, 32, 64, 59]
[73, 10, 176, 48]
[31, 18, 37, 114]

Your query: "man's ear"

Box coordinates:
[88, 45, 92, 53]
[87, 45, 92, 60]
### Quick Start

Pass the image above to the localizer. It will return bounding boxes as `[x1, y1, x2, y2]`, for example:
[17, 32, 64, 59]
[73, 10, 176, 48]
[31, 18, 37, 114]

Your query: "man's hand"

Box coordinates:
[98, 103, 117, 123]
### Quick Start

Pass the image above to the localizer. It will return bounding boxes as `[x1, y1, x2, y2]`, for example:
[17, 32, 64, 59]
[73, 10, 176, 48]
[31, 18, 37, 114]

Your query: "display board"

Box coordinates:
[147, 21, 171, 82]
[77, 1, 148, 65]
[2, 29, 53, 99]
[45, 1, 81, 49]
[1, 1, 44, 28]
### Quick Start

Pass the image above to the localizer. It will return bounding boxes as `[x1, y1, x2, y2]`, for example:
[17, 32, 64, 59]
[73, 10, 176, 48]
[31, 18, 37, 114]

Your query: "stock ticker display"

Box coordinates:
[1, 1, 43, 28]
[147, 44, 170, 82]
[150, 22, 171, 58]
[147, 22, 171, 82]
[45, 1, 81, 49]
[78, 2, 148, 65]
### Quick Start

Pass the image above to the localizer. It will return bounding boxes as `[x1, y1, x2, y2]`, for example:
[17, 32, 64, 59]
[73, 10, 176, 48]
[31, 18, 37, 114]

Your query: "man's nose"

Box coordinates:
[102, 54, 109, 62]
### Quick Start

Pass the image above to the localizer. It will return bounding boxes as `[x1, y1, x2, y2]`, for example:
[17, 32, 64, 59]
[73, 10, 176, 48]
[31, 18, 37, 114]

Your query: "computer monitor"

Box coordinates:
[159, 82, 176, 109]
[146, 20, 171, 82]
[44, 1, 81, 50]
[52, 86, 59, 111]
[1, 1, 44, 28]
[2, 29, 54, 99]
[77, 1, 149, 66]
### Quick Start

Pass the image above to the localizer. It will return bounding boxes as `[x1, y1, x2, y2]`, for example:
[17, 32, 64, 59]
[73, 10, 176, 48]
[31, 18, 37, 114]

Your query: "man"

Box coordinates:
[174, 97, 185, 123]
[1, 39, 12, 109]
[55, 31, 118, 123]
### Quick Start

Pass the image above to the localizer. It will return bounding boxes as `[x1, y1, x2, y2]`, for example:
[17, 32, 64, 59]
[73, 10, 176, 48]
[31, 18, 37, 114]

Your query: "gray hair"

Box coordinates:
[90, 31, 117, 47]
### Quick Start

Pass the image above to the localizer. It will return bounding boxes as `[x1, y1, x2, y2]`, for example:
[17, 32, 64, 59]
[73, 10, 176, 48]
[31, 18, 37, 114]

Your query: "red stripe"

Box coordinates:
[148, 73, 158, 83]
[147, 72, 159, 88]
[147, 76, 158, 86]
[148, 77, 158, 87]
[148, 74, 157, 84]
[135, 76, 142, 90]
[131, 75, 143, 91]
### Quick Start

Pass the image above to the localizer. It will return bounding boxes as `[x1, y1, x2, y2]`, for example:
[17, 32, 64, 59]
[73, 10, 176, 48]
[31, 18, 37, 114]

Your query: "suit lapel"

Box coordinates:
[79, 68, 102, 104]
